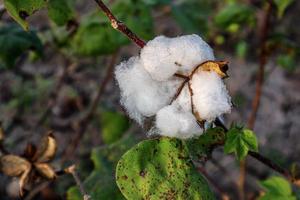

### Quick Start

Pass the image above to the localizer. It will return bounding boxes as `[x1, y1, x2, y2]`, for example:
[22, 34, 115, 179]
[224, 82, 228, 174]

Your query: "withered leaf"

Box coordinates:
[0, 155, 31, 177]
[34, 163, 57, 180]
[191, 60, 229, 79]
[33, 132, 57, 163]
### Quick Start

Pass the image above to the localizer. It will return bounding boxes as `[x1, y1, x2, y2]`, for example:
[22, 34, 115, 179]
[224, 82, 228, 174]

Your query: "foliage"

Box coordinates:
[185, 127, 225, 161]
[101, 111, 130, 144]
[67, 134, 137, 200]
[224, 127, 258, 161]
[71, 0, 153, 56]
[273, 0, 295, 18]
[4, 0, 74, 30]
[214, 2, 255, 31]
[0, 24, 42, 68]
[116, 137, 215, 200]
[4, 0, 46, 30]
[259, 176, 296, 200]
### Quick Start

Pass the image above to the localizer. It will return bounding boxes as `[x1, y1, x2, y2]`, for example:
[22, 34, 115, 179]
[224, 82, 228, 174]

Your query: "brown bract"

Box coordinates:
[172, 60, 229, 127]
[0, 132, 57, 196]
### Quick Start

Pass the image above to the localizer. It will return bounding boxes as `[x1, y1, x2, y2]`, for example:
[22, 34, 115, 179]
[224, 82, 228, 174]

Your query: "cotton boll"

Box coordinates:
[169, 34, 215, 75]
[115, 57, 181, 124]
[140, 36, 178, 81]
[191, 71, 232, 122]
[156, 104, 203, 139]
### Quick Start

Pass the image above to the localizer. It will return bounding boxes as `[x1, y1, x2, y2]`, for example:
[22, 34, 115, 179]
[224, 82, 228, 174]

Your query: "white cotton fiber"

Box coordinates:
[140, 34, 215, 81]
[155, 104, 202, 139]
[173, 84, 192, 112]
[191, 71, 232, 122]
[115, 34, 232, 139]
[115, 57, 181, 124]
[140, 36, 177, 81]
[169, 34, 215, 75]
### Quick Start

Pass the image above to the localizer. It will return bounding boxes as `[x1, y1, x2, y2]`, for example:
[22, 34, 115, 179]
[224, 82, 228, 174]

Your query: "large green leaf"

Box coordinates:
[0, 24, 43, 68]
[47, 0, 74, 26]
[4, 0, 46, 30]
[259, 176, 296, 200]
[116, 138, 215, 200]
[67, 134, 137, 200]
[101, 111, 130, 144]
[224, 127, 258, 161]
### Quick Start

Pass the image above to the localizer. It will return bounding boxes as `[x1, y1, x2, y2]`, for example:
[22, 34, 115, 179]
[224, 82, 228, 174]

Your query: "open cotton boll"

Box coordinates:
[169, 34, 215, 75]
[155, 104, 202, 139]
[140, 35, 215, 81]
[191, 71, 232, 122]
[140, 36, 177, 81]
[115, 57, 181, 124]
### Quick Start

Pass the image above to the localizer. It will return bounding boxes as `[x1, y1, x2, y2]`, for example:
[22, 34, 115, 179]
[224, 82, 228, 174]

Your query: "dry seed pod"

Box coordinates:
[34, 163, 56, 179]
[0, 155, 32, 196]
[191, 60, 229, 79]
[0, 155, 31, 177]
[33, 133, 57, 163]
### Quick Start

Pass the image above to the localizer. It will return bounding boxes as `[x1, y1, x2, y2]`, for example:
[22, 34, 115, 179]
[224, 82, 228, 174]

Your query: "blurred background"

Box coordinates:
[0, 0, 299, 199]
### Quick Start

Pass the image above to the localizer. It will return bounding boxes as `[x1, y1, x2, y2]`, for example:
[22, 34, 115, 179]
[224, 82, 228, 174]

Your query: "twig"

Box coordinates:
[239, 3, 272, 199]
[93, 0, 146, 48]
[62, 52, 118, 163]
[65, 165, 91, 200]
[247, 2, 272, 129]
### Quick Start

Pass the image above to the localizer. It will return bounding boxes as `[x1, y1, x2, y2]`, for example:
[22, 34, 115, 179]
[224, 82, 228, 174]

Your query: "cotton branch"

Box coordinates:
[65, 165, 91, 200]
[93, 0, 296, 186]
[93, 0, 146, 48]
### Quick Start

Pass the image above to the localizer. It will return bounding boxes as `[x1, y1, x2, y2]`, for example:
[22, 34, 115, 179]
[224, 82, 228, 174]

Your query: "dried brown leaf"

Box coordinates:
[191, 60, 229, 79]
[33, 132, 57, 163]
[34, 163, 57, 180]
[0, 155, 31, 177]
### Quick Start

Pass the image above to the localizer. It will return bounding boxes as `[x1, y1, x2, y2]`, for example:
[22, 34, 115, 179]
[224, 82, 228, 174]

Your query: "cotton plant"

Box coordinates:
[115, 34, 232, 139]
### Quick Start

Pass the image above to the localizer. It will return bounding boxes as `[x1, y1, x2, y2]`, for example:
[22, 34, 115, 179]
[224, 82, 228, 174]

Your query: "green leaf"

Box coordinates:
[185, 127, 225, 162]
[277, 54, 296, 71]
[259, 176, 296, 200]
[214, 3, 254, 29]
[116, 138, 215, 200]
[47, 0, 74, 26]
[4, 0, 46, 30]
[101, 111, 130, 144]
[0, 24, 43, 68]
[236, 41, 248, 59]
[224, 127, 258, 161]
[274, 0, 294, 18]
[67, 134, 137, 200]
